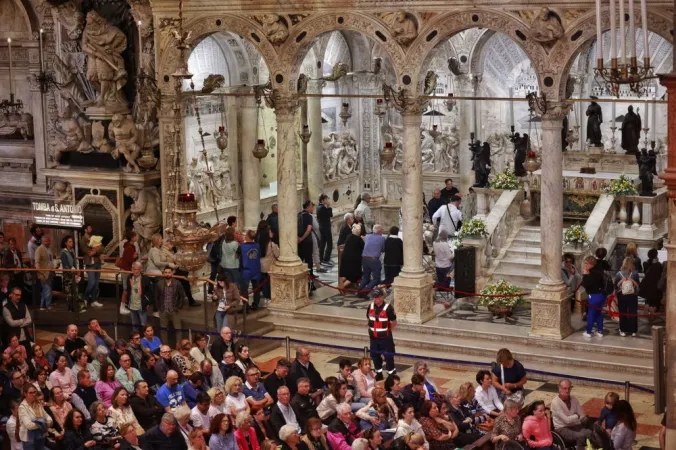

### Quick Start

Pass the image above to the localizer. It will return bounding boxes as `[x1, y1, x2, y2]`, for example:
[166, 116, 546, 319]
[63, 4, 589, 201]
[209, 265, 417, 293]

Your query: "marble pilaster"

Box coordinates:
[391, 99, 434, 324]
[29, 69, 47, 191]
[238, 90, 260, 231]
[658, 72, 676, 449]
[307, 81, 324, 203]
[268, 91, 308, 310]
[529, 100, 574, 340]
[454, 74, 475, 193]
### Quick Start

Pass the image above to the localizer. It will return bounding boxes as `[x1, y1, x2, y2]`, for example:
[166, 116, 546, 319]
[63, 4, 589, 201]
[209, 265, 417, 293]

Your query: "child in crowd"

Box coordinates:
[598, 392, 620, 433]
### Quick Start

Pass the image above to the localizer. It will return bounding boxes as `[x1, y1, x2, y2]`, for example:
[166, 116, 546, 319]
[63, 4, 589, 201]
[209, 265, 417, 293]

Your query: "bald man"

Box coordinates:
[155, 370, 186, 413]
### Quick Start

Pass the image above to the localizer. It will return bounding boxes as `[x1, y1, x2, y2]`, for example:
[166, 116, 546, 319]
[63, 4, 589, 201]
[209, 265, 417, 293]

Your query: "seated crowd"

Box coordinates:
[0, 321, 639, 450]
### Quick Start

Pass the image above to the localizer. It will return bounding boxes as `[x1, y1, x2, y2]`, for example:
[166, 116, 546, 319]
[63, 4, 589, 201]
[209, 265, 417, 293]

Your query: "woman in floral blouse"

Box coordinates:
[491, 399, 522, 445]
[418, 401, 458, 450]
[173, 339, 200, 378]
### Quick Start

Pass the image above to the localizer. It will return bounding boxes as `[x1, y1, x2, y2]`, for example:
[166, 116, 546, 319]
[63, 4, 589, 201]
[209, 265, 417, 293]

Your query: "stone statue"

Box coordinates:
[586, 97, 603, 147]
[110, 114, 141, 173]
[52, 0, 85, 40]
[435, 125, 460, 173]
[91, 121, 112, 154]
[260, 14, 288, 44]
[620, 105, 642, 156]
[323, 132, 359, 180]
[390, 12, 417, 45]
[51, 181, 72, 203]
[213, 151, 233, 203]
[188, 155, 210, 210]
[470, 139, 491, 187]
[530, 8, 564, 43]
[124, 186, 162, 252]
[561, 114, 569, 152]
[51, 106, 91, 163]
[82, 11, 128, 109]
[638, 148, 657, 196]
[511, 132, 529, 177]
[421, 131, 435, 172]
[485, 132, 511, 173]
[53, 54, 88, 106]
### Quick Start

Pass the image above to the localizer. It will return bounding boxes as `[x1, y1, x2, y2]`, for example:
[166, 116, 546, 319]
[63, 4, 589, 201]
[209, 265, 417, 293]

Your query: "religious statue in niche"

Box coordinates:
[510, 133, 530, 177]
[420, 131, 436, 172]
[212, 151, 233, 203]
[259, 14, 289, 44]
[124, 186, 162, 252]
[620, 105, 642, 156]
[529, 8, 564, 43]
[470, 138, 491, 187]
[434, 126, 460, 173]
[82, 11, 128, 110]
[586, 97, 603, 147]
[109, 114, 141, 173]
[323, 132, 359, 181]
[638, 148, 657, 196]
[485, 132, 512, 174]
[382, 12, 418, 46]
[50, 106, 91, 164]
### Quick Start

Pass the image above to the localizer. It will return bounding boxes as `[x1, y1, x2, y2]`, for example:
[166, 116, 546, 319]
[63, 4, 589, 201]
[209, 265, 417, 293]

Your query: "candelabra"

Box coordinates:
[642, 126, 651, 151]
[444, 94, 456, 112]
[609, 125, 618, 153]
[595, 59, 656, 98]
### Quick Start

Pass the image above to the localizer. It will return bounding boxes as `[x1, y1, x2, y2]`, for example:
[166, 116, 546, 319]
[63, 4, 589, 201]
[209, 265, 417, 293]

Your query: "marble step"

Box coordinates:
[264, 306, 653, 359]
[521, 225, 542, 233]
[496, 257, 543, 269]
[262, 318, 654, 387]
[510, 236, 542, 248]
[504, 247, 542, 261]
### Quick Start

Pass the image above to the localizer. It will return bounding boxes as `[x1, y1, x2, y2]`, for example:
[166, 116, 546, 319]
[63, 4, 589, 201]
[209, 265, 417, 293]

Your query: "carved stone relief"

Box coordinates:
[124, 186, 162, 252]
[380, 12, 418, 46]
[256, 14, 289, 45]
[51, 180, 72, 203]
[323, 131, 359, 182]
[529, 8, 564, 44]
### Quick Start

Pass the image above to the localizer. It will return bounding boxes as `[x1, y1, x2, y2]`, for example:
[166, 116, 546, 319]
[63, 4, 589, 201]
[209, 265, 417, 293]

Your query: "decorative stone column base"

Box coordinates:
[392, 273, 436, 324]
[268, 262, 309, 311]
[529, 284, 574, 339]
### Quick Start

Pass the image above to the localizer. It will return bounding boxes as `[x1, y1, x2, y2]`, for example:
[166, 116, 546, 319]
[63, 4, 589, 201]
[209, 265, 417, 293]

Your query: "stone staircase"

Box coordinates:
[490, 225, 542, 291]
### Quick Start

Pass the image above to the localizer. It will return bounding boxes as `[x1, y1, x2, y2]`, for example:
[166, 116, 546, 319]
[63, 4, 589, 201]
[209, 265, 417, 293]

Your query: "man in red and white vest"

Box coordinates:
[366, 287, 397, 381]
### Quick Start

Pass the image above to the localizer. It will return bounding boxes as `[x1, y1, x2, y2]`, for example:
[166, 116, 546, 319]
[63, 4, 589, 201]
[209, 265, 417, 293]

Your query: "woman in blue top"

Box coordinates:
[60, 235, 85, 313]
[614, 257, 640, 337]
[209, 413, 238, 450]
[240, 230, 262, 311]
[141, 324, 162, 353]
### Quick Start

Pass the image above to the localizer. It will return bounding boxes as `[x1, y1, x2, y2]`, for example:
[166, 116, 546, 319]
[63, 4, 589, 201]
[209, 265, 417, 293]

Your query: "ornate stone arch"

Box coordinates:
[402, 10, 549, 95]
[76, 194, 120, 256]
[468, 29, 496, 74]
[155, 14, 280, 93]
[548, 9, 673, 99]
[279, 12, 406, 93]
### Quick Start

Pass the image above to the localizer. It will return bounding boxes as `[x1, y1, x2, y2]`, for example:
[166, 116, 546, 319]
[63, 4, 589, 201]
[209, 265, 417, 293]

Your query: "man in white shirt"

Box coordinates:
[551, 379, 592, 448]
[270, 386, 301, 443]
[355, 193, 373, 233]
[190, 391, 212, 434]
[432, 195, 463, 237]
[474, 370, 503, 417]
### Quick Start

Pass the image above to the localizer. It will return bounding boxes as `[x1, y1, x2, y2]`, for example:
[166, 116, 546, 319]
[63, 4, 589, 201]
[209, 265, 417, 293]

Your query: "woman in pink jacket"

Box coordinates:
[522, 401, 554, 450]
[352, 358, 377, 401]
[95, 362, 122, 408]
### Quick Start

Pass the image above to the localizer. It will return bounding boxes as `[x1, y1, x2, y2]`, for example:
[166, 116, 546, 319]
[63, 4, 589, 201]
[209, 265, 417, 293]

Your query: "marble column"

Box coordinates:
[455, 74, 475, 193]
[392, 99, 435, 324]
[268, 91, 309, 310]
[238, 90, 260, 231]
[658, 71, 676, 449]
[29, 69, 47, 191]
[307, 81, 324, 203]
[529, 100, 574, 339]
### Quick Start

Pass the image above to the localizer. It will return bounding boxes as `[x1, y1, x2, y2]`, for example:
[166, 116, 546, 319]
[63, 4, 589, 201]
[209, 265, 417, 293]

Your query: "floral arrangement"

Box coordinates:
[563, 224, 589, 246]
[603, 174, 638, 196]
[456, 218, 488, 239]
[489, 169, 520, 190]
[477, 279, 525, 310]
[448, 237, 462, 251]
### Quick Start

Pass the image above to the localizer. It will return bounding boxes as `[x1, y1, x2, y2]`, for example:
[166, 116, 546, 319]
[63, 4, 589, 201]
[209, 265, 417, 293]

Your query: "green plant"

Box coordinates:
[477, 280, 525, 309]
[489, 169, 520, 190]
[456, 218, 488, 239]
[603, 174, 638, 196]
[563, 224, 589, 246]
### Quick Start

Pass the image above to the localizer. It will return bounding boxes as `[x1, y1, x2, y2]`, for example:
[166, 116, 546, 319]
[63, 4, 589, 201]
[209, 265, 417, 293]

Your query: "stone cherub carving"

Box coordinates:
[124, 186, 162, 252]
[260, 14, 289, 44]
[82, 11, 128, 109]
[390, 12, 417, 45]
[110, 114, 141, 173]
[51, 106, 91, 163]
[530, 8, 564, 43]
[51, 181, 72, 203]
[91, 121, 112, 154]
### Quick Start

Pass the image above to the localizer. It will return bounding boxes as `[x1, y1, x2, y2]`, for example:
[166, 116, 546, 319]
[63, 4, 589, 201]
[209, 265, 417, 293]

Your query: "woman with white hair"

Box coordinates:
[91, 345, 111, 377]
[337, 213, 356, 247]
[339, 224, 365, 291]
[235, 411, 260, 450]
[432, 231, 454, 288]
[174, 404, 194, 447]
[328, 403, 363, 450]
[413, 361, 440, 401]
[279, 424, 302, 450]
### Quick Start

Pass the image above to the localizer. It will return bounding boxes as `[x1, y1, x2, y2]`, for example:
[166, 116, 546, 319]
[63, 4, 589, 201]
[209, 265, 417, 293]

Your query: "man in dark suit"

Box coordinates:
[269, 386, 301, 443]
[288, 347, 324, 400]
[139, 413, 187, 450]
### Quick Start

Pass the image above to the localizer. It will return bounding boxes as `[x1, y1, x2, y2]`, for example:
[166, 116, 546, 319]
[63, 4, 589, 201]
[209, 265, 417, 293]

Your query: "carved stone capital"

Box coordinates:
[271, 90, 299, 119]
[541, 101, 573, 121]
[384, 85, 426, 115]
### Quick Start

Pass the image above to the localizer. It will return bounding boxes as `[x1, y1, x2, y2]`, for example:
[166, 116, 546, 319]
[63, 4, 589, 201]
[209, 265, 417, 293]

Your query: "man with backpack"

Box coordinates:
[298, 201, 315, 293]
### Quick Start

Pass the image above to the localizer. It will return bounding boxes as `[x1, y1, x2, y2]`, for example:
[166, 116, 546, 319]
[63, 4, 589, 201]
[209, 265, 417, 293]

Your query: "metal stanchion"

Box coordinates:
[624, 381, 631, 403]
[653, 325, 666, 414]
[243, 300, 247, 339]
[203, 282, 209, 332]
[114, 322, 118, 341]
[364, 346, 369, 358]
[188, 328, 193, 342]
[32, 322, 37, 342]
[115, 273, 120, 323]
[285, 336, 291, 360]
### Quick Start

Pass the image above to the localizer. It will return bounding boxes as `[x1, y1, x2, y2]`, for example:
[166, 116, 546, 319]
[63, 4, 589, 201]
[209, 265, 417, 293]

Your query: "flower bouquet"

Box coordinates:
[563, 224, 589, 247]
[456, 218, 488, 239]
[603, 174, 638, 196]
[477, 279, 525, 315]
[489, 169, 520, 190]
